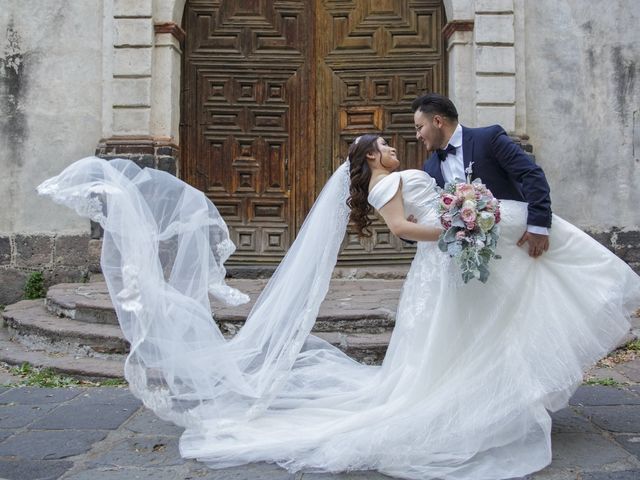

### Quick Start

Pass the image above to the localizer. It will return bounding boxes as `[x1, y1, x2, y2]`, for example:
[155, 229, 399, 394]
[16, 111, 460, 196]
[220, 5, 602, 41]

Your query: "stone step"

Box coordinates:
[0, 326, 390, 380]
[45, 280, 401, 334]
[3, 300, 128, 355]
[0, 328, 124, 380]
[0, 299, 393, 377]
[46, 283, 117, 325]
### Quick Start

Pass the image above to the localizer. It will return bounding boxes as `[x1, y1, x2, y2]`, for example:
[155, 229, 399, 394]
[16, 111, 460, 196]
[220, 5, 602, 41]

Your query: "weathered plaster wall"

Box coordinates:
[524, 0, 639, 231]
[0, 1, 104, 236]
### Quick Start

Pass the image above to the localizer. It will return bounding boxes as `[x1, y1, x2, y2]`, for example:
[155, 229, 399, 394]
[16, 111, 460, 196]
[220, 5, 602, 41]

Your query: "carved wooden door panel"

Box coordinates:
[316, 0, 446, 264]
[181, 1, 313, 264]
[182, 0, 445, 265]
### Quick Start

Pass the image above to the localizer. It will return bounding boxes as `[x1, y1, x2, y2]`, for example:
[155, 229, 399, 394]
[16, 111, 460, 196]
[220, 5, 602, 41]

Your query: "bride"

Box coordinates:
[37, 133, 639, 480]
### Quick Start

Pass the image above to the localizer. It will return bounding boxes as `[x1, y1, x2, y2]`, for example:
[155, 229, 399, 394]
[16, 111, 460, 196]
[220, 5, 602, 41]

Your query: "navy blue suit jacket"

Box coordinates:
[423, 125, 552, 228]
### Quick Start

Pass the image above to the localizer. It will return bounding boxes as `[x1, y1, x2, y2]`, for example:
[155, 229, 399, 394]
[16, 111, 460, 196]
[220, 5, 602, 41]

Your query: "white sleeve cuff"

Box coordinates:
[527, 225, 549, 235]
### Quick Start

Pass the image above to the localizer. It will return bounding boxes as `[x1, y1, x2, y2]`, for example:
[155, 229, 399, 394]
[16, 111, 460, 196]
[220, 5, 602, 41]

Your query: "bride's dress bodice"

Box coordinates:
[367, 169, 440, 225]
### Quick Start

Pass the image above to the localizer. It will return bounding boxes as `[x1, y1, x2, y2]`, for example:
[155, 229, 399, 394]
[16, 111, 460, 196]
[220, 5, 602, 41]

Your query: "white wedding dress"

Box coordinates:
[37, 159, 640, 480]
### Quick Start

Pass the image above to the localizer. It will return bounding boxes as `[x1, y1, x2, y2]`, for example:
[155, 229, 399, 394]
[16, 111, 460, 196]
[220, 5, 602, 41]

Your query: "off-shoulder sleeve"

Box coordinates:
[368, 172, 402, 210]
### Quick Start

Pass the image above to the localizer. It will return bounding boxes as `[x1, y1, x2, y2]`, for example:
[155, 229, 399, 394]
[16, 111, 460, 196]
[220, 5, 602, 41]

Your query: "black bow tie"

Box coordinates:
[436, 144, 457, 161]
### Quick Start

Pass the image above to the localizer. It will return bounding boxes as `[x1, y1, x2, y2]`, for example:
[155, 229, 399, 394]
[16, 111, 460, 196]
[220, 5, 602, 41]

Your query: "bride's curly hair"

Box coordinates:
[346, 134, 381, 238]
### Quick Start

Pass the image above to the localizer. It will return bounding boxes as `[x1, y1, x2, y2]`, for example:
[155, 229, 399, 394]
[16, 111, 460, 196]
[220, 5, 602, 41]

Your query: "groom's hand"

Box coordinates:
[517, 232, 549, 258]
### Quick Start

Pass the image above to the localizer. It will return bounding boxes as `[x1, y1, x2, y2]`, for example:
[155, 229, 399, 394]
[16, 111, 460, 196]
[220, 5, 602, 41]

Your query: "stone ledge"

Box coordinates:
[46, 283, 117, 325]
[225, 265, 410, 280]
[44, 280, 400, 334]
[95, 137, 178, 175]
[0, 328, 123, 380]
[2, 300, 128, 355]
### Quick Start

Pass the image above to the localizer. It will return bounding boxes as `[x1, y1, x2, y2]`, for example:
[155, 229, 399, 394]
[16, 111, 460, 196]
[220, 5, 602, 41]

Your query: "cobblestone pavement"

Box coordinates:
[0, 382, 639, 480]
[0, 272, 638, 479]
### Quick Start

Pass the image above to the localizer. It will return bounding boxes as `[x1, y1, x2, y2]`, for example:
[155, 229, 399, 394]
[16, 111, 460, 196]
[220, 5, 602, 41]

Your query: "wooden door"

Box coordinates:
[181, 0, 445, 265]
[316, 0, 446, 264]
[181, 0, 314, 264]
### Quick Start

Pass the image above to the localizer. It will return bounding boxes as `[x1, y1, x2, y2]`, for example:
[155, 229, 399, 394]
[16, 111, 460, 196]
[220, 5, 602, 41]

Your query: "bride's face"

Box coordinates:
[369, 137, 399, 172]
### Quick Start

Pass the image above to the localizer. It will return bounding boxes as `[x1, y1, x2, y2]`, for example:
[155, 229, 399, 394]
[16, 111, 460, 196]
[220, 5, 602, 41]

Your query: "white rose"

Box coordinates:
[477, 211, 495, 233]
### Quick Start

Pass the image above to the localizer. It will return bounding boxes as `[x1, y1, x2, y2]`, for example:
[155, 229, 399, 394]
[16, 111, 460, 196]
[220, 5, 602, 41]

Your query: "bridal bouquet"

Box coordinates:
[436, 165, 501, 283]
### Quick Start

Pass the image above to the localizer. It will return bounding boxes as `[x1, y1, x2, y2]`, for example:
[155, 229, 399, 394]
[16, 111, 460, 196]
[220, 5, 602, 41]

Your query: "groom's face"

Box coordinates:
[414, 110, 445, 152]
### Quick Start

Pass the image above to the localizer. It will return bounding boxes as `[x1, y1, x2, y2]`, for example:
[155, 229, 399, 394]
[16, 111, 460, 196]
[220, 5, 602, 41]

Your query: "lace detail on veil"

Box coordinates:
[216, 238, 236, 262]
[209, 283, 250, 307]
[37, 178, 111, 226]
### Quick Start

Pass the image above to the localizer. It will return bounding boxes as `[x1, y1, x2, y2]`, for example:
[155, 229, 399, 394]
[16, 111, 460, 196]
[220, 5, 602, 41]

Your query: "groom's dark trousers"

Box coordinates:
[423, 124, 552, 229]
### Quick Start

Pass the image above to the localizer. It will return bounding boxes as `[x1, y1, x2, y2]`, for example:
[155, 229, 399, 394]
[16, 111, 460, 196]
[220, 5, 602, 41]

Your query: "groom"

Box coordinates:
[411, 93, 552, 258]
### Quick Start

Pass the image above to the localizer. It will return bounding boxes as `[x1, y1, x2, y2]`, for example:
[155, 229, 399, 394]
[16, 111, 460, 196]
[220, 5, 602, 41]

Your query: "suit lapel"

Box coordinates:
[462, 126, 474, 178]
[425, 152, 445, 187]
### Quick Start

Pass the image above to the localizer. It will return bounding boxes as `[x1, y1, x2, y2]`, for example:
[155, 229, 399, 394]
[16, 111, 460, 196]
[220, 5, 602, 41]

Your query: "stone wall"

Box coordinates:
[0, 234, 100, 305]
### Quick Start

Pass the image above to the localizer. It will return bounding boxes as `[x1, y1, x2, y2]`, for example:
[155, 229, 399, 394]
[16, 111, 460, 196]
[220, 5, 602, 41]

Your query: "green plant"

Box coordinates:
[584, 377, 620, 386]
[625, 339, 640, 351]
[97, 378, 128, 387]
[4, 362, 127, 388]
[9, 362, 81, 387]
[23, 271, 46, 299]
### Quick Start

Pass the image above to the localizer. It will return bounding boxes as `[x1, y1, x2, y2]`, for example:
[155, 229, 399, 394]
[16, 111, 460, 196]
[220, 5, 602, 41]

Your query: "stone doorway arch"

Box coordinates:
[104, 0, 495, 264]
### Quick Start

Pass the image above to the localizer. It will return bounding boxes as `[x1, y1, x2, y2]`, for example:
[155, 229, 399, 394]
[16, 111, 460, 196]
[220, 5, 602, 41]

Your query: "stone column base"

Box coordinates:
[90, 137, 181, 242]
[95, 137, 179, 175]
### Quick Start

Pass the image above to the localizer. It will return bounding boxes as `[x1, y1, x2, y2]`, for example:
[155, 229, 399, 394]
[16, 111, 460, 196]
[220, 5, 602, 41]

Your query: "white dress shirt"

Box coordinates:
[440, 124, 465, 184]
[440, 124, 549, 235]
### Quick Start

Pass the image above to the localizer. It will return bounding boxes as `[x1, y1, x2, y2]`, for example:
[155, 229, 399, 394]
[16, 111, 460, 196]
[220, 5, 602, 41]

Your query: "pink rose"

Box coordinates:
[460, 206, 476, 223]
[441, 194, 455, 209]
[466, 221, 476, 231]
[494, 208, 501, 224]
[455, 230, 466, 241]
[458, 184, 474, 197]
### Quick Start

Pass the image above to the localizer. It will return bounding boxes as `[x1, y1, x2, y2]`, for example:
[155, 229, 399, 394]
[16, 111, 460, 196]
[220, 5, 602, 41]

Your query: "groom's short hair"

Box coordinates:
[412, 93, 459, 121]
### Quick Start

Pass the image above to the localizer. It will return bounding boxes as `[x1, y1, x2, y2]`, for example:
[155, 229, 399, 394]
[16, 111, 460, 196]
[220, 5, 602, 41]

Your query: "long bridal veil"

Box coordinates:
[37, 155, 640, 480]
[37, 156, 353, 428]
